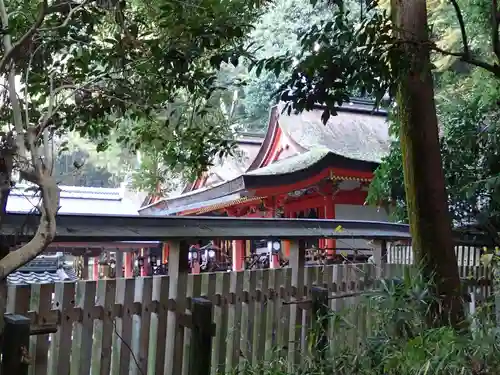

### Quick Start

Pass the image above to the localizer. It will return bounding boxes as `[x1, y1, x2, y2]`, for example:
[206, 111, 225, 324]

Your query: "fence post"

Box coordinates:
[1, 314, 31, 375]
[373, 240, 387, 280]
[189, 298, 214, 375]
[287, 239, 305, 370]
[311, 286, 329, 362]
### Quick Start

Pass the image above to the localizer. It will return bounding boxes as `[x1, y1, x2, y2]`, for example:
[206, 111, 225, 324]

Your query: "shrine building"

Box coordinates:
[139, 99, 392, 270]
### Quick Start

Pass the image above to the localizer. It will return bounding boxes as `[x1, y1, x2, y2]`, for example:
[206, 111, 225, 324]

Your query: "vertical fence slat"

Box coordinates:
[213, 271, 230, 374]
[137, 277, 153, 375]
[29, 283, 53, 375]
[288, 239, 305, 371]
[189, 298, 213, 375]
[311, 286, 328, 363]
[91, 279, 116, 375]
[70, 280, 96, 375]
[152, 276, 169, 375]
[8, 284, 31, 315]
[100, 279, 116, 375]
[181, 275, 194, 375]
[182, 274, 201, 375]
[129, 278, 143, 375]
[117, 278, 135, 375]
[264, 268, 277, 361]
[251, 269, 268, 365]
[48, 282, 75, 375]
[330, 265, 345, 355]
[245, 270, 258, 367]
[182, 273, 203, 375]
[301, 266, 313, 360]
[225, 270, 243, 371]
[164, 240, 189, 375]
[203, 272, 217, 374]
[277, 268, 291, 359]
[239, 270, 251, 368]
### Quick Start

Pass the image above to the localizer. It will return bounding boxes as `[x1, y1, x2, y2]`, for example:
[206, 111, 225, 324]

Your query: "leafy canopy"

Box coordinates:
[1, 0, 266, 177]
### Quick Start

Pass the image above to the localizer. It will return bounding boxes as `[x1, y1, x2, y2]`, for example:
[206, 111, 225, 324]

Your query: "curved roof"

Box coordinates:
[276, 102, 389, 164]
[182, 134, 264, 193]
[204, 136, 263, 185]
[139, 100, 390, 215]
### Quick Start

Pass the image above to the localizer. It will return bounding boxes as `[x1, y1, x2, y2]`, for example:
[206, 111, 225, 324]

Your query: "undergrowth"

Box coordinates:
[232, 268, 500, 375]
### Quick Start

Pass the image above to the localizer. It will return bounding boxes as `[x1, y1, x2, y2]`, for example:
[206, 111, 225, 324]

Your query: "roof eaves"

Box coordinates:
[138, 176, 247, 215]
[247, 106, 280, 172]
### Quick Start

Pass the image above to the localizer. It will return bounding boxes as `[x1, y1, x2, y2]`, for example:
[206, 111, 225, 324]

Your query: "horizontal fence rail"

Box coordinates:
[4, 212, 491, 245]
[4, 213, 413, 241]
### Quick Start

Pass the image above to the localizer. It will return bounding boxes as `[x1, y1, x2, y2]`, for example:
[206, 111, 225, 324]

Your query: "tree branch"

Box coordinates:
[6, 69, 28, 157]
[0, 125, 61, 280]
[39, 0, 89, 32]
[391, 35, 500, 77]
[0, 178, 60, 280]
[0, 0, 48, 75]
[448, 0, 469, 57]
[430, 43, 500, 77]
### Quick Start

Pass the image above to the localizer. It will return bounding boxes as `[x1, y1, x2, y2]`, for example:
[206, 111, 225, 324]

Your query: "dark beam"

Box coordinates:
[2, 212, 411, 242]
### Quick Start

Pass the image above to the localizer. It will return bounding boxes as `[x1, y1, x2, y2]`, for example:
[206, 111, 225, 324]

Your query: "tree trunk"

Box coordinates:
[391, 0, 464, 327]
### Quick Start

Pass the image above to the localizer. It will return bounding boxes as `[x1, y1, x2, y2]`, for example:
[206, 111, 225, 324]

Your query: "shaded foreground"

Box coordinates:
[234, 271, 500, 375]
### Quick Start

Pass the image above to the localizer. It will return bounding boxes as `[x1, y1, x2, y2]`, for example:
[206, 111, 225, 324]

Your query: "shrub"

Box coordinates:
[231, 268, 500, 374]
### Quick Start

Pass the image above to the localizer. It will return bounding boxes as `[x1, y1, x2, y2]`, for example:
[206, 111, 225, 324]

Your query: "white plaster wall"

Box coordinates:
[334, 204, 389, 252]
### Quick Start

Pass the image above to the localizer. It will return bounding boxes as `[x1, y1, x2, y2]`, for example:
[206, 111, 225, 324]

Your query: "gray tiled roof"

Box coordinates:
[206, 138, 263, 186]
[6, 185, 141, 215]
[7, 254, 78, 285]
[245, 147, 331, 176]
[8, 267, 78, 285]
[277, 102, 390, 163]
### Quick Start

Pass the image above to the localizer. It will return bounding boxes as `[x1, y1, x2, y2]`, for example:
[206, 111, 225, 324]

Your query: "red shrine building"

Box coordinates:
[139, 99, 391, 270]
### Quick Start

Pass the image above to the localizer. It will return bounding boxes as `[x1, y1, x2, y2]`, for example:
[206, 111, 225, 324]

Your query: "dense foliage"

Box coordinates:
[1, 0, 266, 179]
[219, 0, 339, 132]
[0, 0, 268, 278]
[237, 270, 500, 374]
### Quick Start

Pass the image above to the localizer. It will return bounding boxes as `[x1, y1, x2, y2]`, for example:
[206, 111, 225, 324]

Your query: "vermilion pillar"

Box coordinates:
[162, 243, 170, 263]
[140, 248, 146, 277]
[93, 257, 99, 280]
[141, 249, 150, 277]
[232, 240, 245, 271]
[270, 252, 280, 268]
[191, 244, 201, 274]
[282, 208, 291, 259]
[325, 195, 336, 256]
[318, 205, 326, 250]
[124, 252, 133, 278]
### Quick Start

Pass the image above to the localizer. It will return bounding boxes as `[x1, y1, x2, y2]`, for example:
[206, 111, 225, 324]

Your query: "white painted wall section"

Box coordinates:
[334, 204, 389, 251]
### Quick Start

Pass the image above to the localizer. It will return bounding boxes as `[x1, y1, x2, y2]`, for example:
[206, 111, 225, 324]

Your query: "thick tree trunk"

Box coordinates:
[391, 0, 464, 326]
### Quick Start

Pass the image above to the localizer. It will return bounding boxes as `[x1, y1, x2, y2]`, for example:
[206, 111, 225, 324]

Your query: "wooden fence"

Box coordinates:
[1, 215, 494, 375]
[4, 262, 493, 375]
[388, 243, 491, 266]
